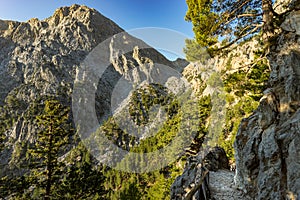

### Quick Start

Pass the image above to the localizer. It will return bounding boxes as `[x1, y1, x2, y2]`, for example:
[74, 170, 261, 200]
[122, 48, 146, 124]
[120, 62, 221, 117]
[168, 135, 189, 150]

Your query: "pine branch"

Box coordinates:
[213, 23, 262, 53]
[226, 0, 252, 19]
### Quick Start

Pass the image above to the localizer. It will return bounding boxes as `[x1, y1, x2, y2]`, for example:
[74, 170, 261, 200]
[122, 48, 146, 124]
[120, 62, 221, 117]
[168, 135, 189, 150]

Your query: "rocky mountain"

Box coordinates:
[0, 3, 187, 182]
[0, 3, 202, 199]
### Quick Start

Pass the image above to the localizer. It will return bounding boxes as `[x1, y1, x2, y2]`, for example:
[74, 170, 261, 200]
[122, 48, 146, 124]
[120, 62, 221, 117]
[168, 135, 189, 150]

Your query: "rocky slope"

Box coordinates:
[0, 4, 187, 177]
[234, 10, 300, 199]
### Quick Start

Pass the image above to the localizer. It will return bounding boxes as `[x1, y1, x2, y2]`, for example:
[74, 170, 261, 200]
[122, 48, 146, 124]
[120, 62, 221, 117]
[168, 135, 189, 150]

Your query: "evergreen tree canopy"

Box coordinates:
[185, 0, 281, 54]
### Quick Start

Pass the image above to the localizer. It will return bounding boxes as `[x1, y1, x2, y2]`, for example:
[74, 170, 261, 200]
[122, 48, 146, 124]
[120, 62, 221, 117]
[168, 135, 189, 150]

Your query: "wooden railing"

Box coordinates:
[184, 166, 210, 200]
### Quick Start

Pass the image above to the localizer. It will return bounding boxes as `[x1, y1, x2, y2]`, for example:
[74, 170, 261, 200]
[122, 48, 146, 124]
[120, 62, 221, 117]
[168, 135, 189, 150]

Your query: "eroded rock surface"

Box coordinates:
[234, 11, 300, 200]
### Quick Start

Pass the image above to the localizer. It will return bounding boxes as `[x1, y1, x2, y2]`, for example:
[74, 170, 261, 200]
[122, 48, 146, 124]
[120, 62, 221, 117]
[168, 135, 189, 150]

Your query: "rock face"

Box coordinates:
[234, 10, 300, 199]
[202, 146, 230, 172]
[0, 4, 187, 176]
[0, 4, 122, 103]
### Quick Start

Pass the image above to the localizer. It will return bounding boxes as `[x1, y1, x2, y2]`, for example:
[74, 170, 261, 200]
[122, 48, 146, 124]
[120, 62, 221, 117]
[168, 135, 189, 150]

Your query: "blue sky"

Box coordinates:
[0, 0, 194, 60]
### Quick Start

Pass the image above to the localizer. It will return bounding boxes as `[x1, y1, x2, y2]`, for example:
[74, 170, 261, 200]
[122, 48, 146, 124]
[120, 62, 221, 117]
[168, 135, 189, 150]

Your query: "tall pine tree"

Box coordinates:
[28, 99, 72, 199]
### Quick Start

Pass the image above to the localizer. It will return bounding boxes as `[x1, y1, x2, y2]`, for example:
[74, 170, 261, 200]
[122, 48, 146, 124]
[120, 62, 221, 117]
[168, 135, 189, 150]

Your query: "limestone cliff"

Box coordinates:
[234, 10, 300, 199]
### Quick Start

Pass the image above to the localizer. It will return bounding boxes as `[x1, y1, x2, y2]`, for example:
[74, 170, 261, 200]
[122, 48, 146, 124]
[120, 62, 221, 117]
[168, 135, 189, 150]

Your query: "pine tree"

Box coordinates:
[57, 143, 107, 199]
[183, 39, 211, 62]
[185, 0, 284, 54]
[28, 99, 72, 199]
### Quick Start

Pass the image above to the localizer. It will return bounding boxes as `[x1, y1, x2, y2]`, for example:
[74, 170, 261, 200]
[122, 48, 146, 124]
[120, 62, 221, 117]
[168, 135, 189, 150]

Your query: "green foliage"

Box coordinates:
[101, 117, 136, 151]
[26, 99, 73, 199]
[0, 91, 29, 152]
[1, 142, 107, 200]
[185, 0, 220, 48]
[103, 163, 184, 200]
[219, 58, 270, 161]
[129, 83, 177, 126]
[184, 39, 211, 62]
[223, 59, 269, 97]
[0, 107, 9, 151]
[56, 142, 106, 199]
[185, 0, 278, 53]
[0, 175, 28, 199]
[97, 83, 212, 199]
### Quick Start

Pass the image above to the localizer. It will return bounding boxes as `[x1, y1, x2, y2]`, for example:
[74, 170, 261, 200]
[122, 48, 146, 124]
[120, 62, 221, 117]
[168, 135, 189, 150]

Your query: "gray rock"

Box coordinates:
[281, 11, 300, 35]
[234, 11, 300, 200]
[202, 146, 230, 172]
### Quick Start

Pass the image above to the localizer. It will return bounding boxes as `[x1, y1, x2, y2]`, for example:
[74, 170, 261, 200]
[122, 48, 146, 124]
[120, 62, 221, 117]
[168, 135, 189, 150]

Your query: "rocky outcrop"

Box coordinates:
[234, 10, 300, 199]
[0, 4, 122, 102]
[202, 146, 230, 172]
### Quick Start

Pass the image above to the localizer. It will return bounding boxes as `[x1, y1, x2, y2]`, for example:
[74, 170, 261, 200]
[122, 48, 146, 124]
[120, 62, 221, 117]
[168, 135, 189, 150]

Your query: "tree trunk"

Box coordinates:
[45, 125, 53, 200]
[262, 0, 275, 40]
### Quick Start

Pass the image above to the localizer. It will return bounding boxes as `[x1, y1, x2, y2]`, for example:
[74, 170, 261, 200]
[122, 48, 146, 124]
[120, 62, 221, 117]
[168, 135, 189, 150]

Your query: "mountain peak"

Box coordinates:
[49, 4, 97, 25]
[0, 4, 124, 53]
[45, 4, 123, 34]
